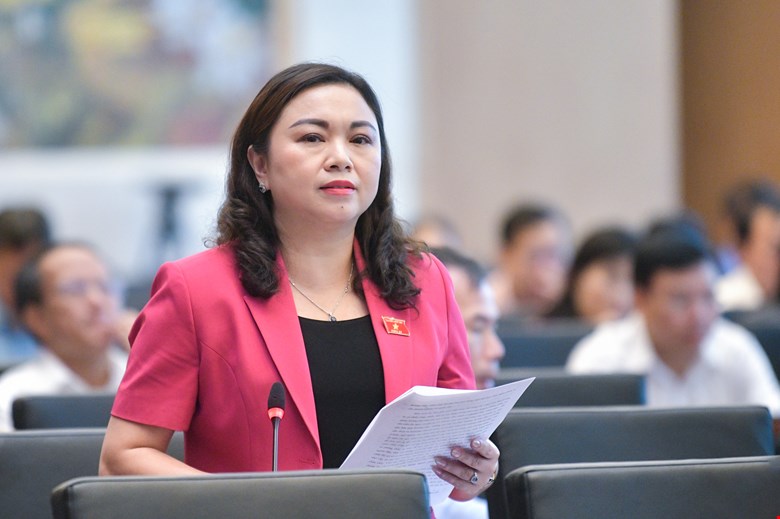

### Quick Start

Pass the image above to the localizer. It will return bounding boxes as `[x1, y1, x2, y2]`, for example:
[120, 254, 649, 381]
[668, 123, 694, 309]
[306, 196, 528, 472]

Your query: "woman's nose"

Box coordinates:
[326, 141, 353, 171]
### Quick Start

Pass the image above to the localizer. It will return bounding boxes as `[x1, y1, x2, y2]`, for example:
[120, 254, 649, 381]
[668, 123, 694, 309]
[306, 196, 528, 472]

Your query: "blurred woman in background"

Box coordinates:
[547, 226, 637, 325]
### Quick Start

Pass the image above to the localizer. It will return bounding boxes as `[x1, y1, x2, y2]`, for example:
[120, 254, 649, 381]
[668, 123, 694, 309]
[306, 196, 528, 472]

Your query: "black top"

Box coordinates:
[299, 315, 386, 468]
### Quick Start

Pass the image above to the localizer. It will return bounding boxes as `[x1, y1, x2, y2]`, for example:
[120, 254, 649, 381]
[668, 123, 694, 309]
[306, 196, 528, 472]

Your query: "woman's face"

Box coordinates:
[572, 255, 634, 324]
[248, 83, 382, 233]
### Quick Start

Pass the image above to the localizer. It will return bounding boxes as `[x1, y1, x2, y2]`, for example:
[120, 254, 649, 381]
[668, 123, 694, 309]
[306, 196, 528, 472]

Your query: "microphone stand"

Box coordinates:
[268, 381, 285, 472]
[272, 415, 281, 472]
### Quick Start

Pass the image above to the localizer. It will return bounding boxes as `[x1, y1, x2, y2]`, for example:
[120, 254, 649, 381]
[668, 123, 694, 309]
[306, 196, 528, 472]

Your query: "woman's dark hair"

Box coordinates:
[547, 227, 637, 319]
[215, 62, 421, 308]
[570, 227, 638, 281]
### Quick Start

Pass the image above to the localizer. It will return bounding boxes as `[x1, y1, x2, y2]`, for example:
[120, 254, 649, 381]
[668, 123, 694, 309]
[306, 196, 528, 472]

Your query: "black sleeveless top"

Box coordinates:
[299, 315, 386, 468]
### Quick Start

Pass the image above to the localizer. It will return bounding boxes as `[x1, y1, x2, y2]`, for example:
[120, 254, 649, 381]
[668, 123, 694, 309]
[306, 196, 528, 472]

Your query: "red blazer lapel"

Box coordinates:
[243, 257, 320, 452]
[355, 244, 415, 403]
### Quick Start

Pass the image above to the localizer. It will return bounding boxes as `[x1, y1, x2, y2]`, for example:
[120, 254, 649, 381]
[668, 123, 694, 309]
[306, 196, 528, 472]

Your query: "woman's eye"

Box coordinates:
[301, 134, 323, 143]
[352, 135, 372, 145]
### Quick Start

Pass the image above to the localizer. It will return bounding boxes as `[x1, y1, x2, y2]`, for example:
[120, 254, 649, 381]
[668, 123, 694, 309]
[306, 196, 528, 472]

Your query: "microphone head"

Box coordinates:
[267, 381, 286, 421]
[268, 381, 286, 410]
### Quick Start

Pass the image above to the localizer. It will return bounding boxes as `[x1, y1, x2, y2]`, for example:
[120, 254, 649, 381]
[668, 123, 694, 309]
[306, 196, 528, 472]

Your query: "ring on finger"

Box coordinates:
[469, 470, 479, 485]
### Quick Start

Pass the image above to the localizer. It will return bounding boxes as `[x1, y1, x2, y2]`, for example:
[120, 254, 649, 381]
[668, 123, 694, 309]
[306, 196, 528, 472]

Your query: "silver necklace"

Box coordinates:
[289, 263, 354, 322]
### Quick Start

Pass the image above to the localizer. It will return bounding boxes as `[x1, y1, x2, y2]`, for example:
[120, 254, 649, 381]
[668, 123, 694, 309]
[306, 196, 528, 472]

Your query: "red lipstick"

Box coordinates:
[320, 180, 356, 196]
[321, 180, 355, 189]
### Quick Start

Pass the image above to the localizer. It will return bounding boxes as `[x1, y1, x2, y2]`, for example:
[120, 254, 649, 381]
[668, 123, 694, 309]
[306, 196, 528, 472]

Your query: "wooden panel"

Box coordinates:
[681, 0, 780, 244]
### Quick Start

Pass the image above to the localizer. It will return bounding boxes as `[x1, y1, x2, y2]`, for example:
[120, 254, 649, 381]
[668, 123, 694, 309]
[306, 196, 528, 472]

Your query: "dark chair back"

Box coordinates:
[13, 394, 116, 429]
[497, 320, 592, 368]
[51, 469, 430, 519]
[497, 372, 645, 407]
[0, 428, 184, 519]
[505, 456, 780, 519]
[487, 405, 775, 519]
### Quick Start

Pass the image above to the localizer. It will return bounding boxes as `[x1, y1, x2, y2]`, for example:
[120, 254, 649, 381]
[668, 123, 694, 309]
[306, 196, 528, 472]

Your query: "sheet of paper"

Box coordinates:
[340, 378, 534, 505]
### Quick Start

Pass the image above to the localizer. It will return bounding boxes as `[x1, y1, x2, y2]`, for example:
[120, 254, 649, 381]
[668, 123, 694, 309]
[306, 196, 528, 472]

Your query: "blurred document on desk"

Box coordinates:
[340, 378, 534, 505]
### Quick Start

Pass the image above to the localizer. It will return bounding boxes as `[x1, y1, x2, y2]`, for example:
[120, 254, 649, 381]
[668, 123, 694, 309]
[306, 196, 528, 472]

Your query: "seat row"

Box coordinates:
[8, 371, 645, 431]
[1, 403, 777, 518]
[497, 314, 780, 384]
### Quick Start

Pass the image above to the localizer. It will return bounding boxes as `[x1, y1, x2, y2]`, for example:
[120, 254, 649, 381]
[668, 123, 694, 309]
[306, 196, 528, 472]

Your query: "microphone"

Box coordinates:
[267, 381, 286, 471]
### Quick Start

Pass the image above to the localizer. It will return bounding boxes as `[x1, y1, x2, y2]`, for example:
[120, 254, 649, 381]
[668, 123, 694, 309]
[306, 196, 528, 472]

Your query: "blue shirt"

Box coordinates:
[0, 305, 40, 365]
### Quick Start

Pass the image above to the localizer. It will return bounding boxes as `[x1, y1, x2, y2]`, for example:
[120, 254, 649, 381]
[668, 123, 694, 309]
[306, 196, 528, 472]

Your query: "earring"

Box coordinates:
[258, 181, 268, 194]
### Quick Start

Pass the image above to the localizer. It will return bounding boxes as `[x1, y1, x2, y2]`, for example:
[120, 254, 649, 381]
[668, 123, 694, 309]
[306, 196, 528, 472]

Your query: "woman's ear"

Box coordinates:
[247, 145, 269, 188]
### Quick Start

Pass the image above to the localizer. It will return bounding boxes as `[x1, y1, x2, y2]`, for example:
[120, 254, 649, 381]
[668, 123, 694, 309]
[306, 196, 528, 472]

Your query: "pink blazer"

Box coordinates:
[113, 243, 475, 472]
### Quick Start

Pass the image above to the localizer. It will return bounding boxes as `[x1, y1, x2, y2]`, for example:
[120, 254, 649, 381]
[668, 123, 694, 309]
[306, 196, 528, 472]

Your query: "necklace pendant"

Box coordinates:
[329, 314, 337, 322]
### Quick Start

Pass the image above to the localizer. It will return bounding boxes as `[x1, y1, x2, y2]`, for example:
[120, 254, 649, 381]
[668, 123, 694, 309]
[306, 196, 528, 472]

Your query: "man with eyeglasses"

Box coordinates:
[566, 222, 780, 416]
[0, 243, 130, 431]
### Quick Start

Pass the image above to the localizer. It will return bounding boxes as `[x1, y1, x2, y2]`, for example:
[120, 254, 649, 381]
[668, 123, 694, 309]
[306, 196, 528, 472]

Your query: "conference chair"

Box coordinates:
[51, 469, 430, 519]
[723, 307, 780, 381]
[0, 428, 184, 519]
[497, 319, 592, 368]
[12, 393, 116, 429]
[504, 456, 780, 519]
[496, 371, 646, 407]
[486, 405, 775, 519]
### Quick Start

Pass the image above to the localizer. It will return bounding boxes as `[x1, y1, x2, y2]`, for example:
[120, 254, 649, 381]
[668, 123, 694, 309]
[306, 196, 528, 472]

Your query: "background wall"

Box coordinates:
[0, 0, 703, 288]
[417, 0, 680, 263]
[0, 147, 226, 283]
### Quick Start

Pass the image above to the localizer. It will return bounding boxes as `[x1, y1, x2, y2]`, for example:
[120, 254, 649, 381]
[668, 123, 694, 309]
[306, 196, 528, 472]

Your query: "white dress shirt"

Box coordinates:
[715, 265, 765, 312]
[566, 313, 780, 416]
[432, 497, 488, 519]
[0, 347, 128, 431]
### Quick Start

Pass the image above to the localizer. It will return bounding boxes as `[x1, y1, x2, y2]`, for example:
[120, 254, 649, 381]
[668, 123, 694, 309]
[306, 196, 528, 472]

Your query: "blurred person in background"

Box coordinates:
[546, 226, 637, 325]
[0, 243, 129, 431]
[489, 203, 572, 322]
[410, 214, 465, 250]
[432, 246, 505, 390]
[567, 222, 780, 415]
[0, 207, 51, 364]
[716, 179, 780, 312]
[431, 246, 505, 519]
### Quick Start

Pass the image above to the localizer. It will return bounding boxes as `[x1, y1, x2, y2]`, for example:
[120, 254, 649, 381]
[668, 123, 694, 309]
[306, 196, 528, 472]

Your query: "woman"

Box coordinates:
[547, 226, 637, 324]
[99, 63, 498, 502]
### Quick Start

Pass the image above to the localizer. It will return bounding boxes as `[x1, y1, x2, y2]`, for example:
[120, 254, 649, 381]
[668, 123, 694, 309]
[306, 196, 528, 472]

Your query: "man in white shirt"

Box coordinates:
[716, 179, 780, 312]
[567, 224, 780, 416]
[0, 243, 129, 431]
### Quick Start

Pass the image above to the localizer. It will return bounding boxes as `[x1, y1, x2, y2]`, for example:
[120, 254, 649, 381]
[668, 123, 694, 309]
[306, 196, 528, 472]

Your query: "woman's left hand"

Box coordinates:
[432, 438, 500, 501]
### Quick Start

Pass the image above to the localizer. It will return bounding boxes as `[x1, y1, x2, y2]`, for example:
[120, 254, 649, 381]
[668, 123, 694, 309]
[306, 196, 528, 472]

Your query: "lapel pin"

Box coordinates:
[381, 315, 410, 337]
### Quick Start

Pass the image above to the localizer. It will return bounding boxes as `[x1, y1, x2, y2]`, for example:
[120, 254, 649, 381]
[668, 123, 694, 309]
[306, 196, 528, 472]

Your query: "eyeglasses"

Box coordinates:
[54, 279, 119, 298]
